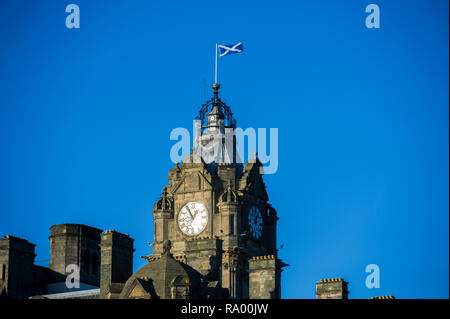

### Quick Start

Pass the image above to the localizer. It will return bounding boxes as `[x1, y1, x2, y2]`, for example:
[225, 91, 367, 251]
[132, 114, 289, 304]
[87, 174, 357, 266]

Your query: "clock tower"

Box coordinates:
[150, 84, 287, 298]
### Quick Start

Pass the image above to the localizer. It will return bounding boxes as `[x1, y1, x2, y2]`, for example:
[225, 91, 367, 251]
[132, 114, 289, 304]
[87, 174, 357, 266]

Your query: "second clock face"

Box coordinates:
[178, 202, 208, 236]
[248, 206, 263, 239]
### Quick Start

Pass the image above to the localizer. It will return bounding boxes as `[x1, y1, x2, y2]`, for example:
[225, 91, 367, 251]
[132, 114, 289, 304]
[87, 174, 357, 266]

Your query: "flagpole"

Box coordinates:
[215, 42, 218, 84]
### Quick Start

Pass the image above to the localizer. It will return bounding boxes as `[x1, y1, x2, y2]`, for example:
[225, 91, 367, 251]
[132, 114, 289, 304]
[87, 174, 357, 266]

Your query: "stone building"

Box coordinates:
[0, 225, 134, 299]
[0, 84, 393, 299]
[117, 84, 288, 299]
[111, 83, 288, 298]
[0, 84, 287, 299]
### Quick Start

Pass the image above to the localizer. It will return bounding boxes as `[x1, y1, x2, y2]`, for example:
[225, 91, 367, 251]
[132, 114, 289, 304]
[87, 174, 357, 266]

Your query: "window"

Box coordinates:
[230, 215, 235, 235]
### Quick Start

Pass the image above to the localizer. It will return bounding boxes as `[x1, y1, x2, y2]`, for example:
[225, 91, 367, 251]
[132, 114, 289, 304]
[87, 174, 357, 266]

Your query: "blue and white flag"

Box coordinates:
[218, 42, 243, 57]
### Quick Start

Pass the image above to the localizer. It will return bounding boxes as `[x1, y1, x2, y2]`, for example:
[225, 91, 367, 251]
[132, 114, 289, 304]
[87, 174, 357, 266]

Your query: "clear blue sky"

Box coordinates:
[0, 0, 448, 299]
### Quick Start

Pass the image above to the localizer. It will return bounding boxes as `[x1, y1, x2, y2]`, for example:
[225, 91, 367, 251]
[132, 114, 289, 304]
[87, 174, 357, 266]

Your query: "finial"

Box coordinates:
[162, 239, 172, 255]
[157, 187, 172, 210]
[227, 181, 232, 202]
[212, 83, 220, 105]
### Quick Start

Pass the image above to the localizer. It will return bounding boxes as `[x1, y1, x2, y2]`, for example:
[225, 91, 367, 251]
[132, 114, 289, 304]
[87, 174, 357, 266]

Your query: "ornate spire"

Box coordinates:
[219, 180, 238, 203]
[198, 83, 236, 129]
[195, 83, 242, 174]
[154, 187, 173, 210]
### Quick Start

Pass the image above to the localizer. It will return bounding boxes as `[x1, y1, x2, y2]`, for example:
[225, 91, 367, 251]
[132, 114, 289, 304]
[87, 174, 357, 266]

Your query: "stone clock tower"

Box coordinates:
[150, 84, 287, 299]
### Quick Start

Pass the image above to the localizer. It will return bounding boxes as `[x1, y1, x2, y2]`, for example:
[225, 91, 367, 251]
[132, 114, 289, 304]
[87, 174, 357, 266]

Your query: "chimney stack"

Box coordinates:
[315, 278, 349, 299]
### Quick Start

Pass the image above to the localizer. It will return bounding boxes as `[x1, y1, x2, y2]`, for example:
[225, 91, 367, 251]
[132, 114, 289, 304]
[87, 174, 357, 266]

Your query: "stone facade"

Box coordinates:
[184, 237, 222, 281]
[0, 85, 400, 300]
[0, 235, 36, 299]
[0, 85, 289, 299]
[315, 278, 349, 299]
[124, 84, 287, 299]
[0, 225, 135, 299]
[100, 230, 134, 298]
[248, 255, 282, 299]
[48, 224, 102, 286]
[119, 240, 228, 299]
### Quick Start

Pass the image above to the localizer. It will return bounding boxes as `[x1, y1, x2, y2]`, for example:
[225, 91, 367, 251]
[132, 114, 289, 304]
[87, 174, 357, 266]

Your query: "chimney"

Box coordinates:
[315, 278, 349, 299]
[48, 224, 102, 286]
[100, 230, 134, 299]
[0, 235, 36, 299]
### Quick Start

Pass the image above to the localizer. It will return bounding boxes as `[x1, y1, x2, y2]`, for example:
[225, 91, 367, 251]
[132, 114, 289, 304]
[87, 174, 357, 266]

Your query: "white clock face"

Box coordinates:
[178, 202, 208, 236]
[248, 206, 263, 239]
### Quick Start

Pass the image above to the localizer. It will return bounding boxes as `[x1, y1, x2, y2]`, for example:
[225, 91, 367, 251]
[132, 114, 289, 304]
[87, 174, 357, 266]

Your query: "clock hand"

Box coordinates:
[186, 207, 194, 220]
[193, 211, 202, 227]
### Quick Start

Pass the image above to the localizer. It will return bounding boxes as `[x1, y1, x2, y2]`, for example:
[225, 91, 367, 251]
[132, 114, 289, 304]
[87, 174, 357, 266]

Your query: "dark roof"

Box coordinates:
[119, 253, 203, 299]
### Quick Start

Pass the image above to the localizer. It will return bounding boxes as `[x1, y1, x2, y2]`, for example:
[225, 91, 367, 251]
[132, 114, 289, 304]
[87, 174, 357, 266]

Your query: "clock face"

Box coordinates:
[177, 202, 208, 236]
[248, 206, 263, 239]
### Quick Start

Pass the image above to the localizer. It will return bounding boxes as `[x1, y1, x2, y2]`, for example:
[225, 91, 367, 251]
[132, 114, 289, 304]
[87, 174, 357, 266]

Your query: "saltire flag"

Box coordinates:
[218, 42, 243, 56]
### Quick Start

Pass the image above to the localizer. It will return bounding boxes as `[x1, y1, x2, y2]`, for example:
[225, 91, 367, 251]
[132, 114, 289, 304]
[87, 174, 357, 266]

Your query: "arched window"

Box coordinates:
[170, 276, 189, 299]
